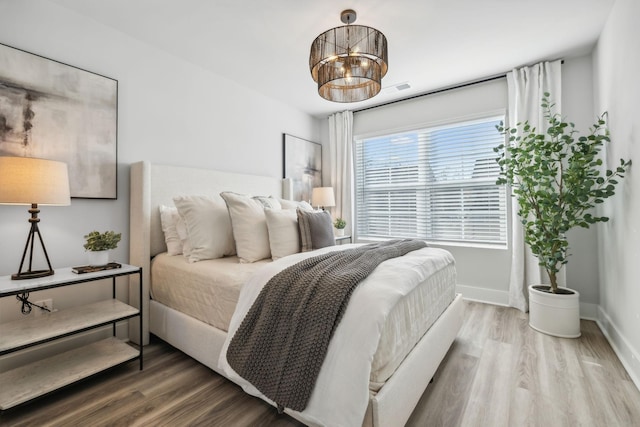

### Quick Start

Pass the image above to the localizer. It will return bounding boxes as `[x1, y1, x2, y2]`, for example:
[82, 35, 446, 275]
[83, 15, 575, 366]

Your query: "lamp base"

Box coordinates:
[11, 204, 56, 281]
[11, 269, 55, 280]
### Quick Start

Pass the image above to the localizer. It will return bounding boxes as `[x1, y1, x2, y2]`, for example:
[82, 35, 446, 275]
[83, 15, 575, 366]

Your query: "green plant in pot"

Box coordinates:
[495, 93, 630, 337]
[84, 230, 121, 266]
[333, 218, 347, 237]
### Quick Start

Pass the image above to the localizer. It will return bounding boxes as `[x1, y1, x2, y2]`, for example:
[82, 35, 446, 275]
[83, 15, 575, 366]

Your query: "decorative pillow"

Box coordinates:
[253, 196, 282, 210]
[265, 208, 300, 260]
[173, 195, 236, 262]
[297, 208, 336, 251]
[159, 205, 182, 256]
[280, 198, 314, 211]
[220, 191, 271, 263]
[175, 215, 192, 257]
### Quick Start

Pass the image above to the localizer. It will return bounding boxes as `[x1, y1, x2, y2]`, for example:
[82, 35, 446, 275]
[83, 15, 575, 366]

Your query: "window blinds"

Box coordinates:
[355, 116, 507, 246]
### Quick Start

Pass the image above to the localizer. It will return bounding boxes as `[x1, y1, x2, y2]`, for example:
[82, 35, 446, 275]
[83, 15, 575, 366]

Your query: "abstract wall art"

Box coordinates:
[0, 43, 118, 199]
[283, 133, 322, 203]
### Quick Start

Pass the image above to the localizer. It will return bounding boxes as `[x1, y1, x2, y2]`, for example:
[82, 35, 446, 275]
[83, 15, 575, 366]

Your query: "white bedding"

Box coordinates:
[370, 260, 455, 389]
[150, 254, 269, 331]
[151, 245, 456, 388]
[218, 244, 456, 427]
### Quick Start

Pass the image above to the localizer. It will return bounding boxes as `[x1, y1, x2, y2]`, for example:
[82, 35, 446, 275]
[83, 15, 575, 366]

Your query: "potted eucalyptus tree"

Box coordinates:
[495, 93, 631, 337]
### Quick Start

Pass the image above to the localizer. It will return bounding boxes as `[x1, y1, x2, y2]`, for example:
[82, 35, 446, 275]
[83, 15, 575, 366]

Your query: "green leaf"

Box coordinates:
[495, 93, 629, 274]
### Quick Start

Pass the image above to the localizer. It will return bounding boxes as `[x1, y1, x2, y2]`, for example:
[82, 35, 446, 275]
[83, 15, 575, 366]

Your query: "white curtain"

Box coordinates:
[507, 60, 563, 312]
[328, 111, 354, 235]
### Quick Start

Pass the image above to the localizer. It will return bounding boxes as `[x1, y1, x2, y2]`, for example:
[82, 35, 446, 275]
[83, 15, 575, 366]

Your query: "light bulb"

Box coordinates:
[345, 69, 352, 82]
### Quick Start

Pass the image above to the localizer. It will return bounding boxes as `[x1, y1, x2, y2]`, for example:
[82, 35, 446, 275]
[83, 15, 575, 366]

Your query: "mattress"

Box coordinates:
[369, 260, 456, 389]
[150, 254, 269, 331]
[150, 246, 456, 389]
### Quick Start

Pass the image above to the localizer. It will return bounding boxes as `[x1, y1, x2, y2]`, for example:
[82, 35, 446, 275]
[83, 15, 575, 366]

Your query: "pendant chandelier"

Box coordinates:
[309, 9, 388, 103]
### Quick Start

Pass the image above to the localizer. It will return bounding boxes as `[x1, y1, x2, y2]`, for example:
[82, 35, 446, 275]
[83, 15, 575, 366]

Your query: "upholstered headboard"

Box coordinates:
[128, 161, 290, 344]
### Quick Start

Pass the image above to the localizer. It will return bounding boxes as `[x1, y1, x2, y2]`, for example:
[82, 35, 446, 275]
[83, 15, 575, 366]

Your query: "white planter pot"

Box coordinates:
[334, 228, 345, 237]
[87, 250, 110, 267]
[528, 285, 581, 338]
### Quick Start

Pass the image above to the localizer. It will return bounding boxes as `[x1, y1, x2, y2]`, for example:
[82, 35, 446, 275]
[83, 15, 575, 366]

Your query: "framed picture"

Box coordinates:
[283, 133, 322, 202]
[0, 43, 118, 199]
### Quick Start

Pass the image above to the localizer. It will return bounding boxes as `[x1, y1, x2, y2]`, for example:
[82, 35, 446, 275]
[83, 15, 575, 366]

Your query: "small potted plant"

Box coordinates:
[84, 230, 121, 266]
[333, 218, 347, 237]
[495, 93, 630, 337]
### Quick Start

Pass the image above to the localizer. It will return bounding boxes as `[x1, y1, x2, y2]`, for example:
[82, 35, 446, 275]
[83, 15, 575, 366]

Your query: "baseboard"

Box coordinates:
[596, 306, 640, 392]
[456, 284, 600, 321]
[579, 302, 599, 320]
[456, 284, 509, 306]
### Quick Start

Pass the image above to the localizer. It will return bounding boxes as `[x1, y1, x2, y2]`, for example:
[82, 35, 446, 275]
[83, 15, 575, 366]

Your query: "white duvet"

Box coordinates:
[219, 243, 455, 427]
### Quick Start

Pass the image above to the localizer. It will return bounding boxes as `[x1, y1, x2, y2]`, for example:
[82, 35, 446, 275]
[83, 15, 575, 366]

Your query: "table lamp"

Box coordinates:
[311, 187, 335, 211]
[0, 157, 71, 280]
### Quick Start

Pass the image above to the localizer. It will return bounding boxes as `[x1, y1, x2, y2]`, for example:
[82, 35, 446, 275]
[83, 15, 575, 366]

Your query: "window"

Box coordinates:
[354, 115, 507, 246]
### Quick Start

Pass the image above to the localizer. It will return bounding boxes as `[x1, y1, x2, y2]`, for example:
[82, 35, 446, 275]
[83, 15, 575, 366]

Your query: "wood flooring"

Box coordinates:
[1, 301, 639, 426]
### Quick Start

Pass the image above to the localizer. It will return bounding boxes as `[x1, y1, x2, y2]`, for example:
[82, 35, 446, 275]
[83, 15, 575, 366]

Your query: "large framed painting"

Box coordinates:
[0, 43, 118, 199]
[283, 133, 322, 203]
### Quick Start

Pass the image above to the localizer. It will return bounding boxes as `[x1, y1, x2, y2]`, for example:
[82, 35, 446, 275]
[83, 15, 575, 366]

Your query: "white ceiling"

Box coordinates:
[50, 0, 615, 118]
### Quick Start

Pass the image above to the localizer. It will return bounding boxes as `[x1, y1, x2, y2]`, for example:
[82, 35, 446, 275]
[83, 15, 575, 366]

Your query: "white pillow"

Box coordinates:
[265, 208, 300, 260]
[220, 191, 271, 263]
[173, 195, 236, 262]
[158, 205, 182, 256]
[279, 199, 313, 211]
[175, 215, 192, 257]
[253, 196, 282, 209]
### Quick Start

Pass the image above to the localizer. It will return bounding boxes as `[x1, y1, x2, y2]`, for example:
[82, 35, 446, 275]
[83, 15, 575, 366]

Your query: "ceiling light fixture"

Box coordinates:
[309, 9, 388, 103]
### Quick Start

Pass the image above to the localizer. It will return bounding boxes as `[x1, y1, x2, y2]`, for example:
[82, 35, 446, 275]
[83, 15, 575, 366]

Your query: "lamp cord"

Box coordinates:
[16, 292, 51, 315]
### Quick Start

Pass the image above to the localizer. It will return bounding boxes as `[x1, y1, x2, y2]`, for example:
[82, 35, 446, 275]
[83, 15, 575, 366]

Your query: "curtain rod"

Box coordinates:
[353, 74, 506, 114]
[354, 59, 564, 114]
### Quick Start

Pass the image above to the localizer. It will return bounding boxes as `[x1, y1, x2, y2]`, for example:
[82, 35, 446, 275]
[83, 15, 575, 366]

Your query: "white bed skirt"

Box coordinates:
[150, 299, 227, 376]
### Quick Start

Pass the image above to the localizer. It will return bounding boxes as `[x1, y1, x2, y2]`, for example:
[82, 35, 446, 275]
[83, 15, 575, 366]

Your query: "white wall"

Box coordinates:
[562, 55, 601, 312]
[593, 0, 640, 387]
[351, 64, 600, 308]
[0, 0, 320, 348]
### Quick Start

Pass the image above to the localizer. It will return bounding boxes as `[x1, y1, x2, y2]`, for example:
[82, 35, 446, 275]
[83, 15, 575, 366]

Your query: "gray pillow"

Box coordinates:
[297, 208, 336, 251]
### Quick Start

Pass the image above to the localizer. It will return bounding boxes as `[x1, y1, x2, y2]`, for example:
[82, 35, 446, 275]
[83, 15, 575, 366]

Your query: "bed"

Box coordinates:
[128, 161, 464, 427]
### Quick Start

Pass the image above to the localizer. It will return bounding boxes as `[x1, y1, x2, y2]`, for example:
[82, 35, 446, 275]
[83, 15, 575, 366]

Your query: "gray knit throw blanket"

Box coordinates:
[226, 239, 427, 412]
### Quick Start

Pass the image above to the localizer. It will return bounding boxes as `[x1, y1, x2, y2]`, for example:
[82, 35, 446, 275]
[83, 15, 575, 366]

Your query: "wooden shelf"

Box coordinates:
[0, 299, 139, 354]
[0, 337, 138, 410]
[0, 264, 142, 411]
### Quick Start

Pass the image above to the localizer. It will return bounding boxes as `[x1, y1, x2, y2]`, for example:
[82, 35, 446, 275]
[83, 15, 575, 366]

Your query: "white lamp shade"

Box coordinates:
[311, 187, 336, 207]
[0, 157, 71, 205]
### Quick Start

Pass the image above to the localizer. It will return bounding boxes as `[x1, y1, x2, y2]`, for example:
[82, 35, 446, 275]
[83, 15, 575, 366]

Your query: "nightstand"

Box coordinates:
[0, 264, 143, 411]
[335, 235, 352, 244]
